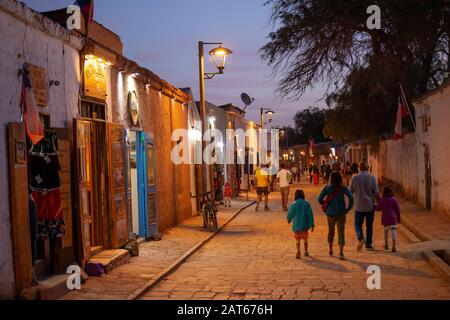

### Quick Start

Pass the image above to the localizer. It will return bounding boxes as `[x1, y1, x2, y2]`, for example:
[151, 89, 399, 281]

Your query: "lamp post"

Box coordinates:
[198, 41, 232, 194]
[260, 108, 275, 129]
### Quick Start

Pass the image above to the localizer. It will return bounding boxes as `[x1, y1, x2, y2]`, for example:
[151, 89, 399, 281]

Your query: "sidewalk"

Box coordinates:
[60, 199, 253, 300]
[398, 198, 450, 242]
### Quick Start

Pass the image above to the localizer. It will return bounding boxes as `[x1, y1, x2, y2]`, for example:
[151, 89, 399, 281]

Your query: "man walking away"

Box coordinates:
[277, 164, 292, 211]
[254, 164, 271, 212]
[349, 161, 380, 251]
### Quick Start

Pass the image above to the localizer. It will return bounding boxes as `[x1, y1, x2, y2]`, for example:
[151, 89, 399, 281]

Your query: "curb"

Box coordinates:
[126, 200, 256, 300]
[421, 250, 450, 282]
[397, 225, 421, 244]
[400, 214, 434, 242]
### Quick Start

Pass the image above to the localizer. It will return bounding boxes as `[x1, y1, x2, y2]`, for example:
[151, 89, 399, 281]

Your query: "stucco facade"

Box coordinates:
[0, 0, 83, 298]
[369, 80, 450, 218]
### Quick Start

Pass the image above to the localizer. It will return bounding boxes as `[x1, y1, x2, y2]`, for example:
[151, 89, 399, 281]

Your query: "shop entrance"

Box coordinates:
[125, 131, 158, 239]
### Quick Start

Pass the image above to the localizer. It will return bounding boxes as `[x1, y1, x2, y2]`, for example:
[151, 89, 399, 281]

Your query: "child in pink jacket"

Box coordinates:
[376, 186, 401, 253]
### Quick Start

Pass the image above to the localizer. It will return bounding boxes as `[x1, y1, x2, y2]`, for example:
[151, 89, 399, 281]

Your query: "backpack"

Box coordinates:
[321, 186, 341, 213]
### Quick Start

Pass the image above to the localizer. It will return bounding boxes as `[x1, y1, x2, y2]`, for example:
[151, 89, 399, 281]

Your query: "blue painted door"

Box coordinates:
[135, 132, 147, 237]
[142, 133, 158, 238]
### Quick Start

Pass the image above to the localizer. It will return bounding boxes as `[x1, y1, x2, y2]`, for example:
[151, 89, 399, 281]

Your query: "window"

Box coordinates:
[80, 100, 107, 120]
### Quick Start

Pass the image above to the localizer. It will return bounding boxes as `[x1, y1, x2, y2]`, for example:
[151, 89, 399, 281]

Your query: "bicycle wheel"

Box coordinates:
[206, 205, 218, 231]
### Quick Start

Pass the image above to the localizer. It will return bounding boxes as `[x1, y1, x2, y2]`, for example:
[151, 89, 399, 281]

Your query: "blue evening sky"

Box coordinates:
[22, 0, 327, 128]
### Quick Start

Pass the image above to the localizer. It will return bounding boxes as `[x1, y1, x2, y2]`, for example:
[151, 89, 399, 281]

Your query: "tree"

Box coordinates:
[261, 0, 450, 99]
[294, 107, 329, 144]
[261, 0, 449, 147]
[323, 65, 401, 149]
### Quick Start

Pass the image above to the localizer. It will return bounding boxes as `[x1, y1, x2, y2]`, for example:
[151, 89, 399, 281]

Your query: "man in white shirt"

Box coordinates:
[277, 164, 292, 211]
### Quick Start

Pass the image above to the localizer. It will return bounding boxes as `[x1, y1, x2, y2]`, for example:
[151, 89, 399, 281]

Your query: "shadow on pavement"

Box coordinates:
[343, 258, 433, 278]
[302, 257, 350, 273]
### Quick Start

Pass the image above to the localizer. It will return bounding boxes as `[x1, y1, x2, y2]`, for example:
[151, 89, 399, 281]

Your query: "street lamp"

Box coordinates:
[260, 108, 275, 129]
[209, 46, 233, 76]
[198, 41, 233, 194]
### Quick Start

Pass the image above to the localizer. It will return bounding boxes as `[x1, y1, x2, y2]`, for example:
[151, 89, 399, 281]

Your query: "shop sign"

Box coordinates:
[28, 64, 47, 107]
[84, 57, 107, 100]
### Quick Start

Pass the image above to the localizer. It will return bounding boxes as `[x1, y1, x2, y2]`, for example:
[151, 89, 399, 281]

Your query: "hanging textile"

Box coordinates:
[20, 63, 44, 145]
[29, 131, 65, 239]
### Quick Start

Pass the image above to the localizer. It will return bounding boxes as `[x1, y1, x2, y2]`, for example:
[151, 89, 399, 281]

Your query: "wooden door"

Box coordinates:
[74, 120, 93, 266]
[8, 123, 32, 294]
[107, 123, 128, 248]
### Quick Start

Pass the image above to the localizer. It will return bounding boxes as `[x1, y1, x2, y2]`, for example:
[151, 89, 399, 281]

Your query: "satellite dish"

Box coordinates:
[241, 93, 254, 110]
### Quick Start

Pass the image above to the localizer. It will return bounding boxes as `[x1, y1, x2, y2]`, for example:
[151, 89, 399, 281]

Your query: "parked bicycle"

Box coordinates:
[190, 190, 218, 232]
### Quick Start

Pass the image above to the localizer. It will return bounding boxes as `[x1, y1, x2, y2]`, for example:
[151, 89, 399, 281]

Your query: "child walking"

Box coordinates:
[376, 186, 401, 253]
[223, 182, 232, 208]
[287, 190, 315, 259]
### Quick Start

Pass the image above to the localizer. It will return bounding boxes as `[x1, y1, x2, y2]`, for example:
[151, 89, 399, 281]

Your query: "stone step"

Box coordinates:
[21, 274, 72, 300]
[89, 249, 130, 273]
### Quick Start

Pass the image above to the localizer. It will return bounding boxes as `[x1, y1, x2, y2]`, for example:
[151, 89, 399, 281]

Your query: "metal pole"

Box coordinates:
[399, 82, 416, 131]
[260, 108, 264, 129]
[198, 41, 208, 193]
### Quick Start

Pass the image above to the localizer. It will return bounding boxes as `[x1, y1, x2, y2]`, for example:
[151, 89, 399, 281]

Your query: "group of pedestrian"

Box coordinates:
[287, 161, 401, 260]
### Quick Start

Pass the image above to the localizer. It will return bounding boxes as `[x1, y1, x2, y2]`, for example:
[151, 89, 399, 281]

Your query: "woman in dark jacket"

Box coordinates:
[318, 172, 353, 260]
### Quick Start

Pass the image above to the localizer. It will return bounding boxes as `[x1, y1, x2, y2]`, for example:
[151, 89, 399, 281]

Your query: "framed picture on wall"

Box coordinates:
[15, 140, 26, 164]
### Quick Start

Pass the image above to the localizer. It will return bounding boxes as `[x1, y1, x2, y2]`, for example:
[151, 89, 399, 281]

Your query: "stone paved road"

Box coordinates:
[61, 199, 252, 300]
[141, 182, 450, 300]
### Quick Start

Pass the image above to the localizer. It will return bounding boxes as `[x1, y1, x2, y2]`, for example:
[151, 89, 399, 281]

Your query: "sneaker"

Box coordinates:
[357, 238, 365, 251]
[255, 204, 259, 212]
[339, 253, 345, 260]
[366, 246, 375, 251]
[264, 206, 271, 212]
[392, 247, 397, 253]
[304, 252, 310, 257]
[296, 252, 301, 259]
[329, 250, 334, 256]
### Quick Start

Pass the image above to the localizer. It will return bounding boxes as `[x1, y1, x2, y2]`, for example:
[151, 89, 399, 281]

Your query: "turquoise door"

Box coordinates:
[141, 133, 158, 238]
[125, 131, 157, 239]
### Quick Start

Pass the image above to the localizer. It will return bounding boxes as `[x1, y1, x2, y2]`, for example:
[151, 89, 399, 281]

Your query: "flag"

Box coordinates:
[393, 96, 409, 140]
[21, 64, 44, 145]
[75, 0, 94, 24]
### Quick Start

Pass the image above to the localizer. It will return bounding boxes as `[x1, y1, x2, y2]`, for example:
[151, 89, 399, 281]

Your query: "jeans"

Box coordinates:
[354, 211, 375, 247]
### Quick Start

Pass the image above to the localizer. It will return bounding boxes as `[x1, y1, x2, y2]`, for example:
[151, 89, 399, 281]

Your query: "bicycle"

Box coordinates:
[190, 190, 218, 232]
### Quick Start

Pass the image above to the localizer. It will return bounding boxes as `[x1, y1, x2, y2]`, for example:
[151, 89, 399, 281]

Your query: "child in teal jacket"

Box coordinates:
[287, 190, 315, 259]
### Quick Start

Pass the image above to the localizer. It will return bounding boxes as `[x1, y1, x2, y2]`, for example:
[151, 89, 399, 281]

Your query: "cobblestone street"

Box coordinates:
[61, 199, 252, 300]
[140, 182, 450, 300]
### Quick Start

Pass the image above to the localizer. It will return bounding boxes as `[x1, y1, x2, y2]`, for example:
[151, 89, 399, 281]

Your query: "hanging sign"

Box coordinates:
[84, 57, 107, 100]
[28, 64, 47, 107]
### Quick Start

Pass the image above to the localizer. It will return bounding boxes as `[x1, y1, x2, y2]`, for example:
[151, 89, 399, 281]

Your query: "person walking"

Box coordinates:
[349, 161, 380, 251]
[291, 166, 299, 183]
[318, 171, 353, 260]
[254, 164, 271, 212]
[223, 182, 232, 208]
[277, 164, 292, 211]
[376, 186, 401, 253]
[287, 190, 315, 259]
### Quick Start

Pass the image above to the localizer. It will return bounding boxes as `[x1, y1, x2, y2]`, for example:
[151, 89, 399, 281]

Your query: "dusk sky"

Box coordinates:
[22, 0, 327, 128]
